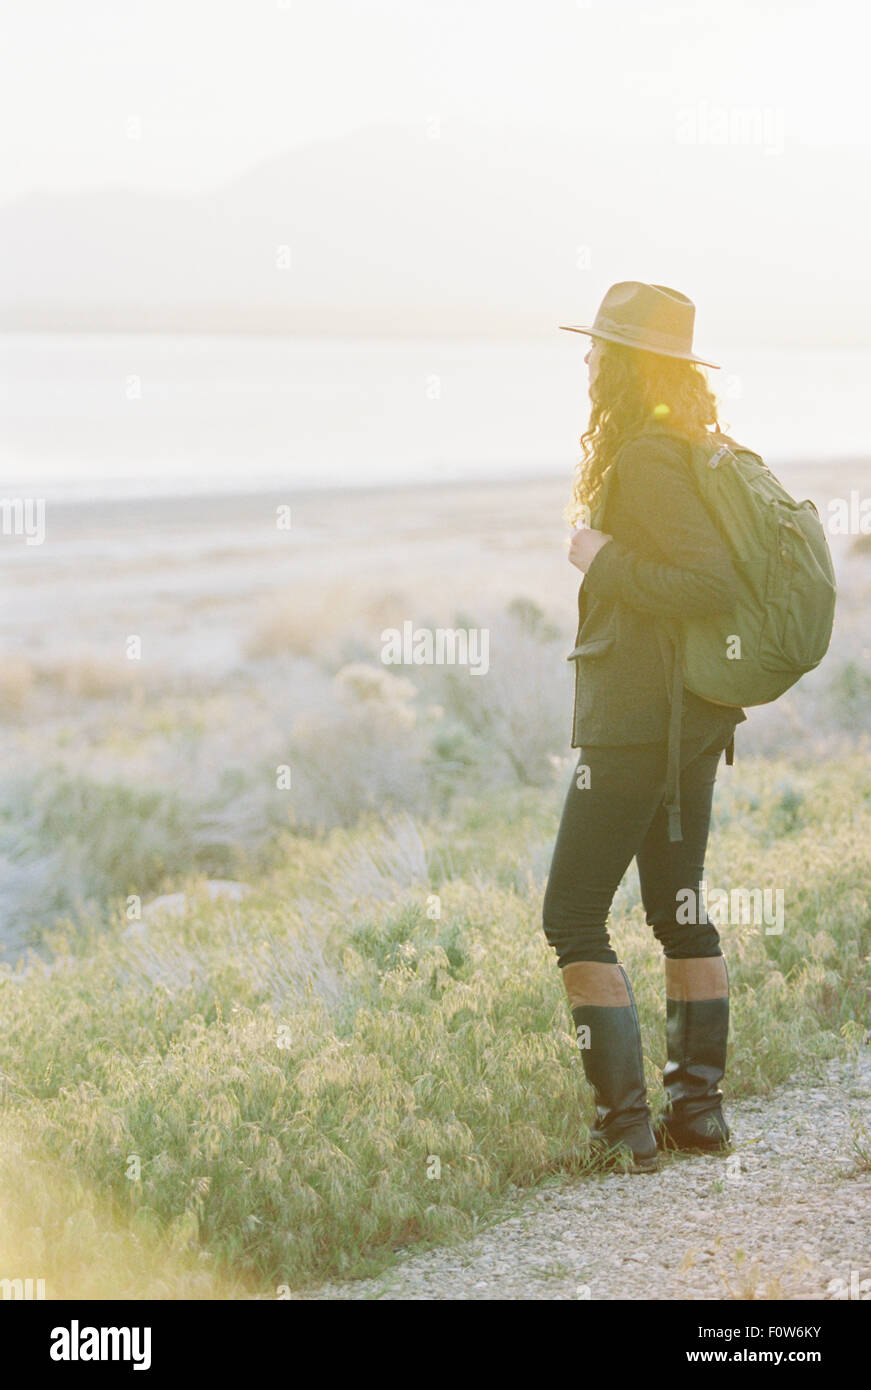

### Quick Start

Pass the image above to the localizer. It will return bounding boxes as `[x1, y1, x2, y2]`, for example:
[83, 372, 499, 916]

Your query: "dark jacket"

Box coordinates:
[568, 427, 748, 748]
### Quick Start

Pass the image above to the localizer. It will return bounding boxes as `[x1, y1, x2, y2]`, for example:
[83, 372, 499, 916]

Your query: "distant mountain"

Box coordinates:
[0, 122, 867, 343]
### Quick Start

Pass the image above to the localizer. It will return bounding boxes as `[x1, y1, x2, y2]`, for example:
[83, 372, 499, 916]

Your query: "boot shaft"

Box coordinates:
[561, 961, 656, 1154]
[662, 955, 730, 1143]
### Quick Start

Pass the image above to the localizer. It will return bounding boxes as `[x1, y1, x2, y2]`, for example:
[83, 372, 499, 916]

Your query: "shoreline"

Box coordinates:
[12, 468, 573, 515]
[6, 447, 868, 513]
[1, 461, 865, 679]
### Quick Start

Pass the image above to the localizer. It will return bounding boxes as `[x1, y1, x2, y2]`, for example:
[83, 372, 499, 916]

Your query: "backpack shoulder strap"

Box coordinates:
[655, 619, 685, 843]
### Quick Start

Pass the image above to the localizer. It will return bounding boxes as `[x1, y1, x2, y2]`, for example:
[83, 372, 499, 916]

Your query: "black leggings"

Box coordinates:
[542, 728, 733, 966]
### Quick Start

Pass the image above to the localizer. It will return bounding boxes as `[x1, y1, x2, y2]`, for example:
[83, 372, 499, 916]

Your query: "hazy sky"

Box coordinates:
[2, 0, 867, 198]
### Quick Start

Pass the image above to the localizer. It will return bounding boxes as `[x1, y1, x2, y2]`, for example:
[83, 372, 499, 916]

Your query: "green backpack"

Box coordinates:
[680, 435, 836, 707]
[606, 431, 837, 840]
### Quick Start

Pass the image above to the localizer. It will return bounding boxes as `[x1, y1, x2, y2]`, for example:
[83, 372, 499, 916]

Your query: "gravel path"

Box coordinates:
[301, 1053, 871, 1300]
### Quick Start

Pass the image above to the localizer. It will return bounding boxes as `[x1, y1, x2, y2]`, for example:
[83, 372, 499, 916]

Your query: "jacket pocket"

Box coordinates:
[566, 631, 617, 745]
[566, 634, 617, 662]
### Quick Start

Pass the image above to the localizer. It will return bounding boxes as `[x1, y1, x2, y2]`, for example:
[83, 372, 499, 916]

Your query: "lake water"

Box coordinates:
[1, 334, 869, 502]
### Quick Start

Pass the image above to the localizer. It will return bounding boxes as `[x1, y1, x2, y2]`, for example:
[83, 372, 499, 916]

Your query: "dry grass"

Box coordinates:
[245, 583, 414, 662]
[0, 754, 868, 1295]
[0, 657, 35, 715]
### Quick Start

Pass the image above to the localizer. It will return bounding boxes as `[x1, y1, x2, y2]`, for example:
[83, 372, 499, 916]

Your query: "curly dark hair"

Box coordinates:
[567, 339, 725, 526]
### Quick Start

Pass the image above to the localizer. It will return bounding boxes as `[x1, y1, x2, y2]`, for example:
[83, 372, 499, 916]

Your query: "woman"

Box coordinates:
[544, 281, 745, 1174]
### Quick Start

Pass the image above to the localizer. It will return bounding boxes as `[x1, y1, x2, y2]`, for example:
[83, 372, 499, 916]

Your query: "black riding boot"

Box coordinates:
[562, 961, 659, 1174]
[657, 955, 731, 1153]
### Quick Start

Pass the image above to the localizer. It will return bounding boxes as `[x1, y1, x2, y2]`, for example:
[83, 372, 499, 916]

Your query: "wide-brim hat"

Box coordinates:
[560, 280, 720, 369]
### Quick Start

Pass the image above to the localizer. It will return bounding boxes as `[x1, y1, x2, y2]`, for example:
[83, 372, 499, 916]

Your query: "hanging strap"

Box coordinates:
[725, 733, 735, 766]
[656, 622, 685, 843]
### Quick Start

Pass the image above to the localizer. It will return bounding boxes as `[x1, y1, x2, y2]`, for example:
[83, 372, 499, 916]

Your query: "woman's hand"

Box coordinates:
[568, 527, 612, 573]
